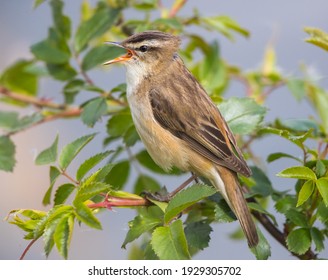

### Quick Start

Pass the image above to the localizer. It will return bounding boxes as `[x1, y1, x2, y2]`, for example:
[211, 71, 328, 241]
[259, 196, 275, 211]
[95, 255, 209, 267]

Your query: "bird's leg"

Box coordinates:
[143, 173, 198, 202]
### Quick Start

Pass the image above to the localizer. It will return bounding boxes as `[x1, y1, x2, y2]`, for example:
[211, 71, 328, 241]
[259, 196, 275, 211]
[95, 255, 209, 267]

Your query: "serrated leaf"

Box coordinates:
[297, 180, 314, 207]
[164, 184, 216, 223]
[151, 219, 190, 260]
[83, 163, 114, 186]
[81, 97, 107, 127]
[214, 199, 236, 223]
[0, 60, 38, 96]
[54, 214, 74, 259]
[54, 184, 75, 205]
[0, 111, 19, 130]
[122, 207, 162, 248]
[74, 182, 111, 204]
[123, 125, 139, 147]
[267, 152, 302, 163]
[35, 134, 58, 165]
[42, 205, 74, 257]
[275, 196, 297, 214]
[33, 0, 46, 9]
[42, 165, 61, 205]
[76, 151, 112, 181]
[219, 97, 266, 135]
[74, 202, 102, 229]
[105, 160, 130, 189]
[304, 27, 328, 52]
[285, 209, 308, 227]
[316, 177, 328, 206]
[82, 45, 126, 71]
[278, 118, 319, 134]
[251, 227, 271, 260]
[59, 133, 96, 170]
[0, 136, 16, 172]
[185, 221, 212, 251]
[310, 227, 324, 252]
[277, 166, 317, 181]
[74, 6, 120, 52]
[50, 0, 71, 40]
[286, 228, 311, 255]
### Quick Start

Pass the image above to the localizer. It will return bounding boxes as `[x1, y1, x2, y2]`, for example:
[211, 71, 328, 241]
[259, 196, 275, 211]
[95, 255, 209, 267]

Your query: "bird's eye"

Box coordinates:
[139, 45, 148, 52]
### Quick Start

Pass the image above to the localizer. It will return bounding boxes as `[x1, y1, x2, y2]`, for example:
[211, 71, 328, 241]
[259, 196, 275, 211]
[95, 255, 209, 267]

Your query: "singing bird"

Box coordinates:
[105, 31, 259, 247]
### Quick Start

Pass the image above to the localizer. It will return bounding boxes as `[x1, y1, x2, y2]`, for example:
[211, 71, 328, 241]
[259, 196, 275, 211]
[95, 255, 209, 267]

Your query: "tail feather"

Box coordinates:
[215, 166, 259, 247]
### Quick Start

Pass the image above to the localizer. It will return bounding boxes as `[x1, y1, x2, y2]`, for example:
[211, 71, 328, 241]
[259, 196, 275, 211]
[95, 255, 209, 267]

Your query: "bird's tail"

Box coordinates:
[214, 166, 259, 247]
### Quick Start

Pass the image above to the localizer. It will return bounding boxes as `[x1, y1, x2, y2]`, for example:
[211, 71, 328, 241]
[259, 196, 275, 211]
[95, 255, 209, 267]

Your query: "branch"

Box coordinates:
[0, 86, 66, 110]
[168, 0, 187, 18]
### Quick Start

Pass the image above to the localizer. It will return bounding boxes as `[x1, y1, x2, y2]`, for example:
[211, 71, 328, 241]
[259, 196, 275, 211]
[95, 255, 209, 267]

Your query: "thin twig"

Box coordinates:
[19, 238, 39, 260]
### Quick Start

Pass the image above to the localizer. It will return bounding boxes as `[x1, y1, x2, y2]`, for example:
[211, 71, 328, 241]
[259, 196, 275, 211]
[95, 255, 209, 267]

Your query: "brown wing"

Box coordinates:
[149, 78, 251, 177]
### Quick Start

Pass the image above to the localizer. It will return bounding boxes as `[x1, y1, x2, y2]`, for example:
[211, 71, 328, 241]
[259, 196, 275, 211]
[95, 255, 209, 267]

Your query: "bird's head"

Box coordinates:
[104, 31, 181, 74]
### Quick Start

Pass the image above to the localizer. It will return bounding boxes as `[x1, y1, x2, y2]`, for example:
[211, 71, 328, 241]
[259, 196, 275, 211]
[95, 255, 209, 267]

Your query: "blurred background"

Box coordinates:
[0, 0, 327, 259]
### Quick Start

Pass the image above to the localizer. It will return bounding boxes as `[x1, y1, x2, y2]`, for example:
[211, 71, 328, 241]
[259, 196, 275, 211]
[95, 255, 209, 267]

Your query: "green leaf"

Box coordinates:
[0, 60, 38, 96]
[74, 182, 111, 204]
[164, 184, 216, 223]
[214, 199, 236, 223]
[251, 228, 271, 260]
[219, 97, 266, 135]
[35, 134, 59, 165]
[74, 6, 120, 52]
[123, 125, 139, 147]
[122, 207, 162, 248]
[50, 0, 71, 40]
[76, 151, 112, 181]
[285, 209, 308, 227]
[277, 118, 319, 134]
[54, 214, 74, 259]
[81, 98, 108, 127]
[304, 27, 328, 52]
[74, 202, 102, 229]
[201, 15, 249, 41]
[82, 45, 126, 71]
[105, 160, 130, 189]
[277, 166, 317, 181]
[310, 227, 324, 252]
[250, 166, 273, 197]
[63, 79, 85, 104]
[315, 160, 326, 177]
[307, 88, 328, 133]
[297, 180, 315, 207]
[134, 174, 161, 194]
[0, 136, 16, 172]
[33, 0, 46, 9]
[106, 111, 134, 138]
[287, 79, 306, 101]
[316, 177, 328, 206]
[275, 196, 297, 214]
[42, 165, 61, 205]
[0, 111, 19, 130]
[46, 63, 77, 81]
[317, 202, 328, 225]
[31, 39, 70, 64]
[83, 163, 114, 186]
[267, 152, 302, 163]
[54, 183, 75, 205]
[286, 228, 311, 255]
[248, 202, 277, 225]
[185, 221, 212, 251]
[59, 133, 96, 170]
[151, 219, 190, 260]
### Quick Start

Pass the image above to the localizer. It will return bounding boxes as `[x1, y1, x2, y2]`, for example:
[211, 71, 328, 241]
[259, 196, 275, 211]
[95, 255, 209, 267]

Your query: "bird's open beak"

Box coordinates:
[103, 42, 134, 65]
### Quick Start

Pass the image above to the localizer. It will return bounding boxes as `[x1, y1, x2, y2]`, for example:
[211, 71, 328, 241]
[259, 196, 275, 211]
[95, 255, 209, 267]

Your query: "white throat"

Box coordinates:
[125, 62, 149, 98]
